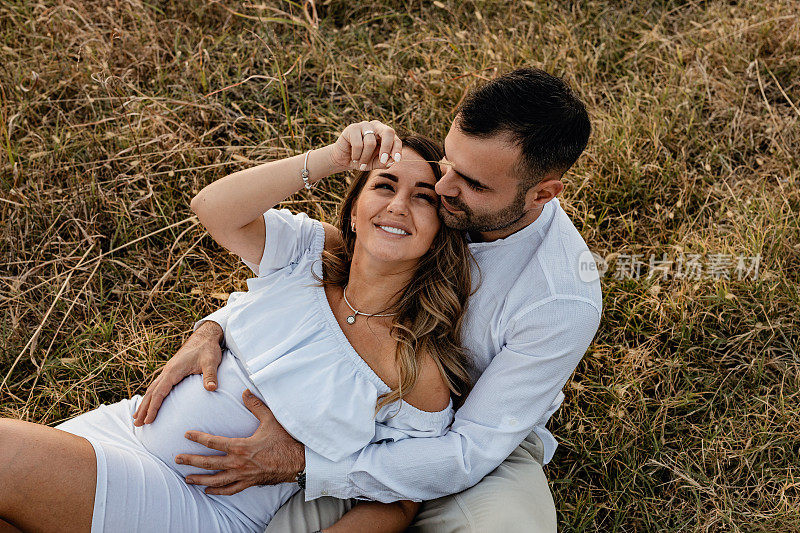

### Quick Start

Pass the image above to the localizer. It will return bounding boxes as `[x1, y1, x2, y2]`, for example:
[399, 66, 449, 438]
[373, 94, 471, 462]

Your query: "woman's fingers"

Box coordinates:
[334, 120, 399, 171]
[390, 136, 403, 165]
[374, 122, 395, 166]
[347, 123, 364, 166]
[357, 122, 378, 170]
[369, 120, 400, 168]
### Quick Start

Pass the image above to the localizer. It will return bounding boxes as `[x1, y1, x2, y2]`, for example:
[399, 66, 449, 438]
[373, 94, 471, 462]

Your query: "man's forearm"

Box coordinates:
[304, 428, 483, 503]
[195, 319, 224, 345]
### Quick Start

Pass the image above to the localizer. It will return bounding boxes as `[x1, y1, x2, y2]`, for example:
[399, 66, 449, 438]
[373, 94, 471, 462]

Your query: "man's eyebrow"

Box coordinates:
[375, 172, 436, 191]
[442, 147, 492, 191]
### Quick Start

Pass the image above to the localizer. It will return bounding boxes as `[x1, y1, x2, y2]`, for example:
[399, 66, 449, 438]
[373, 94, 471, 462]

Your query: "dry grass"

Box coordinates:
[1, 0, 799, 531]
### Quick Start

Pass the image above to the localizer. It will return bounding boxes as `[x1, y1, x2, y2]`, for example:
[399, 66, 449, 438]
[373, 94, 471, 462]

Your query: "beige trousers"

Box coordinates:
[264, 431, 557, 532]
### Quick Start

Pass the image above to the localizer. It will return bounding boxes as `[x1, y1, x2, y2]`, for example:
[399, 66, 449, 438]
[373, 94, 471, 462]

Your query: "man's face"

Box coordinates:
[434, 119, 529, 238]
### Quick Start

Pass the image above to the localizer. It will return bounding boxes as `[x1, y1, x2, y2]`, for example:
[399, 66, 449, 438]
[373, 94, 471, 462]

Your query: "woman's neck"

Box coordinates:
[344, 253, 417, 314]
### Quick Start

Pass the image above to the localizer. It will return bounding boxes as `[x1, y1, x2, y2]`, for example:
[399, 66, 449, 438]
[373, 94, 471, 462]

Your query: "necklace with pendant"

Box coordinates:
[342, 284, 397, 325]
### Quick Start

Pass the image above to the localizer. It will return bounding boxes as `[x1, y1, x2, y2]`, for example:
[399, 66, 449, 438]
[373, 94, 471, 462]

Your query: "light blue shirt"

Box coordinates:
[194, 208, 454, 465]
[194, 197, 602, 503]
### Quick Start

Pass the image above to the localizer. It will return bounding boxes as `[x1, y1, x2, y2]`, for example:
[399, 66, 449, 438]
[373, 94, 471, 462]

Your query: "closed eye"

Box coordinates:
[465, 180, 485, 192]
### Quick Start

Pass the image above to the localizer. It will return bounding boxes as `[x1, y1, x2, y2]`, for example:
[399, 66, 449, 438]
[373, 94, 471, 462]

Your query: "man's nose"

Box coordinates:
[435, 169, 459, 198]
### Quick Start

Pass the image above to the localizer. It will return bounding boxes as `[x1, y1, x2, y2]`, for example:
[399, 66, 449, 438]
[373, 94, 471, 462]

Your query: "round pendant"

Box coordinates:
[346, 315, 356, 325]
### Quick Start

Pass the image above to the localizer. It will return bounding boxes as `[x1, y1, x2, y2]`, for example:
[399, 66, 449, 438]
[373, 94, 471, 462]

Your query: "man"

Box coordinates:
[141, 67, 601, 531]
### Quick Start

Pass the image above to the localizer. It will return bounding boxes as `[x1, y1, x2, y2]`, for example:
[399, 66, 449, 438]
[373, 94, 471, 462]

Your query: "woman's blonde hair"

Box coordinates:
[313, 133, 477, 413]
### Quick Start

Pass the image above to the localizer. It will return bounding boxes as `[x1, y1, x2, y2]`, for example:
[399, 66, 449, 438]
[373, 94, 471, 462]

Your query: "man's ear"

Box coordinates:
[524, 177, 564, 210]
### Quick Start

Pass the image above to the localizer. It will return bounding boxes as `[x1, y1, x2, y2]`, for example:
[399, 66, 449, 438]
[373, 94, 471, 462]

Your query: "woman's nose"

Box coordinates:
[387, 194, 409, 216]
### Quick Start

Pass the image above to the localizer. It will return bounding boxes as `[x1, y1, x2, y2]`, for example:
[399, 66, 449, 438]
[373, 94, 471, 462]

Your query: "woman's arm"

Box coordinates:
[322, 500, 420, 533]
[189, 121, 401, 265]
[190, 144, 340, 265]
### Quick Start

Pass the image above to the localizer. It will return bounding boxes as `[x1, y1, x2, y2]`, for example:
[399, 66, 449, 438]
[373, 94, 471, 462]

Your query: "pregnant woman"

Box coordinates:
[0, 121, 475, 532]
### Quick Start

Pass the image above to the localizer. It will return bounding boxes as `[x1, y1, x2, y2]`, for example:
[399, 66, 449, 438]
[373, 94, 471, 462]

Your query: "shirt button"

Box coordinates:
[508, 417, 518, 426]
[321, 490, 328, 496]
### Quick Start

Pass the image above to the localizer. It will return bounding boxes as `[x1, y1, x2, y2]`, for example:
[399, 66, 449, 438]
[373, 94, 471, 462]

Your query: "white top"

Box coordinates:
[199, 208, 453, 463]
[195, 197, 602, 503]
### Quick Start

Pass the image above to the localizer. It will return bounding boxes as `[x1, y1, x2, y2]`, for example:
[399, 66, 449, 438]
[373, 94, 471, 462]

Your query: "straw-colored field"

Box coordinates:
[1, 1, 798, 530]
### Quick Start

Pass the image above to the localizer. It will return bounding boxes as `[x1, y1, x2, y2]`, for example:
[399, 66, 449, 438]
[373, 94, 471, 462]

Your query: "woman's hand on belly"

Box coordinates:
[133, 321, 224, 426]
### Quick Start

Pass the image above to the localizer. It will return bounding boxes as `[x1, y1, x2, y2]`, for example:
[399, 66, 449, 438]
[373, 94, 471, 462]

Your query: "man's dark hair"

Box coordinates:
[455, 67, 591, 190]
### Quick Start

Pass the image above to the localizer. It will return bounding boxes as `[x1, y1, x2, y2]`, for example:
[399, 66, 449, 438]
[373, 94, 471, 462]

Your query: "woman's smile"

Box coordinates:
[374, 223, 412, 237]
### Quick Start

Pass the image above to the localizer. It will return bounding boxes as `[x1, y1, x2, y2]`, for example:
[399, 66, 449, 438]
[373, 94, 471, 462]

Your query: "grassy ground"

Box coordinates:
[1, 0, 798, 531]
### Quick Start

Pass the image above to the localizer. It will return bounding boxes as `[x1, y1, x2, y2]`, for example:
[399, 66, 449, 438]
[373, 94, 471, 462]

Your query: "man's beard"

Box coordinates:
[438, 187, 528, 233]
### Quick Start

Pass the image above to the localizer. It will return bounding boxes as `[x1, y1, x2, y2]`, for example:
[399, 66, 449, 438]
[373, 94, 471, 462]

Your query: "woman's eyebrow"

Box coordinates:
[376, 172, 436, 191]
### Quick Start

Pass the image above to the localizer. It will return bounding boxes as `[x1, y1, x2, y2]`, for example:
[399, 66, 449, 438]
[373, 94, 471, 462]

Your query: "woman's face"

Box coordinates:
[351, 146, 441, 265]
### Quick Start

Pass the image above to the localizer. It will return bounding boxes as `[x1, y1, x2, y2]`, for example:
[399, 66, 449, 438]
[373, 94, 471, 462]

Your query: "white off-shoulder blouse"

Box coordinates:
[216, 208, 454, 462]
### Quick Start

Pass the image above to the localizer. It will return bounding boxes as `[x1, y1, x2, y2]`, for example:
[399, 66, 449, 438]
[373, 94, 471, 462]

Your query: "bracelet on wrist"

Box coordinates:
[301, 150, 316, 190]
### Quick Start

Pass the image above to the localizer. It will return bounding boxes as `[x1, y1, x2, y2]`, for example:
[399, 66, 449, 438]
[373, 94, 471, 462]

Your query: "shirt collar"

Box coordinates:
[465, 197, 558, 251]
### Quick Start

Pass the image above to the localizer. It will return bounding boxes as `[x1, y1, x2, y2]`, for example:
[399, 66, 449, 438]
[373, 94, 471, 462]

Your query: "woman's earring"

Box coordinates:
[351, 221, 356, 232]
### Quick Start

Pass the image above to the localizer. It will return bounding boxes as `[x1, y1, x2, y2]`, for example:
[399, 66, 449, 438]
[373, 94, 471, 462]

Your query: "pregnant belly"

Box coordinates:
[133, 349, 261, 478]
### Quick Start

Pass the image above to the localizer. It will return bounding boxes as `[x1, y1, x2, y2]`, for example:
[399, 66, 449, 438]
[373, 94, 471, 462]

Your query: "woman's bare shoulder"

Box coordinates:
[321, 221, 344, 251]
[403, 349, 452, 413]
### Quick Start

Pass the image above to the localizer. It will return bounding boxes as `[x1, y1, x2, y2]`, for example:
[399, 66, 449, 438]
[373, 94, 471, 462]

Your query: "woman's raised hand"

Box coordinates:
[328, 120, 403, 172]
[132, 321, 224, 426]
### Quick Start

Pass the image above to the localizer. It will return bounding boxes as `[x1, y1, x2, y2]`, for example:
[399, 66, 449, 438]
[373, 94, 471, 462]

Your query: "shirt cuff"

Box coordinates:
[192, 307, 229, 335]
[303, 446, 358, 501]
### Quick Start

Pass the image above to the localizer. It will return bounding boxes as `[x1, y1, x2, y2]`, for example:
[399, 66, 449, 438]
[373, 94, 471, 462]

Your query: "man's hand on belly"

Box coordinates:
[133, 320, 224, 426]
[175, 389, 305, 496]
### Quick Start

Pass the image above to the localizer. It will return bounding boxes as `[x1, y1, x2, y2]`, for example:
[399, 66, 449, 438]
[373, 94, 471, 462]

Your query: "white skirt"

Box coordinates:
[55, 350, 299, 533]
